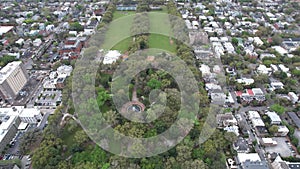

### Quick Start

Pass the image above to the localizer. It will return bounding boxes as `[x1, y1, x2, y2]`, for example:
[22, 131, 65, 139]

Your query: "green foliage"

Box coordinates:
[32, 134, 63, 169]
[72, 146, 109, 168]
[292, 69, 300, 77]
[268, 125, 279, 135]
[96, 88, 111, 107]
[69, 22, 84, 31]
[270, 104, 285, 115]
[0, 55, 18, 67]
[231, 37, 239, 46]
[137, 0, 151, 12]
[147, 78, 162, 89]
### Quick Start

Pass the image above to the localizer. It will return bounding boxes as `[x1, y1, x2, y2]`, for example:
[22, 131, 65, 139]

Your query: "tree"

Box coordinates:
[231, 38, 239, 46]
[224, 132, 238, 143]
[32, 134, 63, 169]
[292, 47, 300, 56]
[70, 22, 84, 31]
[268, 125, 278, 135]
[19, 128, 42, 154]
[272, 34, 283, 45]
[74, 130, 89, 146]
[270, 104, 285, 115]
[253, 74, 269, 84]
[147, 78, 162, 89]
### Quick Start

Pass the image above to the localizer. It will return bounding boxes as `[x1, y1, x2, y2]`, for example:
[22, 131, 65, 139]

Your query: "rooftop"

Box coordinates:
[266, 111, 281, 123]
[0, 26, 14, 36]
[237, 153, 261, 163]
[0, 61, 22, 84]
[287, 112, 300, 128]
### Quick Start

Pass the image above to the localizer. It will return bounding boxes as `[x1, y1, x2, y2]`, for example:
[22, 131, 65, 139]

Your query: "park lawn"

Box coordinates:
[113, 11, 136, 20]
[102, 13, 135, 50]
[111, 37, 132, 53]
[148, 12, 173, 37]
[148, 34, 176, 53]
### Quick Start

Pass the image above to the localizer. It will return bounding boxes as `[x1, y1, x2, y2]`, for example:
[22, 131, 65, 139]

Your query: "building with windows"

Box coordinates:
[0, 114, 21, 152]
[0, 61, 29, 103]
[266, 111, 282, 125]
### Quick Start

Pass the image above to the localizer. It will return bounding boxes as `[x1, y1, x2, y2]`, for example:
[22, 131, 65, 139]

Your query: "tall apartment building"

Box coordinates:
[0, 61, 29, 103]
[0, 114, 21, 153]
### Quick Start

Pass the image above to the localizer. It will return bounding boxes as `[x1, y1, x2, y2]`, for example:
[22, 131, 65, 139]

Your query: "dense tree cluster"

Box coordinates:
[128, 12, 150, 53]
[0, 55, 18, 67]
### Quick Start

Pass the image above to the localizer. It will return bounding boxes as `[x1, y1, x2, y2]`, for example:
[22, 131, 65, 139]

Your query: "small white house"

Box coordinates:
[236, 78, 254, 85]
[288, 92, 298, 103]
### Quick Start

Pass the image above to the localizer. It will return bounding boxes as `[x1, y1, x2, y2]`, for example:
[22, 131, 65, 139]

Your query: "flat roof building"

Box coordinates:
[0, 61, 29, 103]
[287, 112, 300, 129]
[266, 111, 282, 125]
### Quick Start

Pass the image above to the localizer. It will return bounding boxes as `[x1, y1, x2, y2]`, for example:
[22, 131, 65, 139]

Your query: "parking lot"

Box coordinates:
[265, 137, 294, 157]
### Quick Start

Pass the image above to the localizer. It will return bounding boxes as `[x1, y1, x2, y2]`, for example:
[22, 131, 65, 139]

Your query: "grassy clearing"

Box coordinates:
[103, 11, 176, 53]
[148, 12, 176, 53]
[111, 37, 132, 53]
[102, 14, 134, 50]
[112, 11, 136, 20]
[148, 34, 176, 53]
[149, 12, 173, 36]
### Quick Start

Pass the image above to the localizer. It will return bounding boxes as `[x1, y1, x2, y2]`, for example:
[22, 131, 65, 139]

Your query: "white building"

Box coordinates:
[224, 125, 239, 136]
[236, 78, 254, 85]
[270, 81, 284, 90]
[237, 153, 261, 164]
[223, 42, 235, 53]
[261, 138, 277, 146]
[253, 37, 264, 46]
[0, 61, 29, 102]
[257, 64, 271, 75]
[266, 111, 282, 125]
[272, 46, 288, 56]
[33, 38, 42, 47]
[288, 92, 298, 103]
[248, 111, 260, 119]
[278, 64, 289, 73]
[199, 64, 211, 76]
[277, 125, 289, 136]
[57, 65, 73, 77]
[19, 108, 43, 124]
[103, 50, 121, 65]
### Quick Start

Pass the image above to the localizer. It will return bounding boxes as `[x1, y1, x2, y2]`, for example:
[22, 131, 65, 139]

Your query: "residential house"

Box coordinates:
[272, 46, 288, 56]
[257, 64, 272, 75]
[236, 78, 254, 86]
[288, 92, 298, 104]
[233, 137, 250, 153]
[270, 81, 284, 91]
[216, 113, 238, 128]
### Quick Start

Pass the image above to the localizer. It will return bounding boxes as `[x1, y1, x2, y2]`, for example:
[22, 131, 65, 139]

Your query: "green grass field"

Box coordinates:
[112, 11, 136, 20]
[103, 10, 176, 53]
[149, 12, 173, 36]
[148, 34, 176, 53]
[101, 14, 134, 50]
[148, 12, 176, 53]
[111, 37, 132, 53]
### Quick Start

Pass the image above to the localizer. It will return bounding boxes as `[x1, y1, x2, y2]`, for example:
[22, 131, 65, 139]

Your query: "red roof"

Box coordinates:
[247, 89, 254, 96]
[235, 91, 243, 97]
